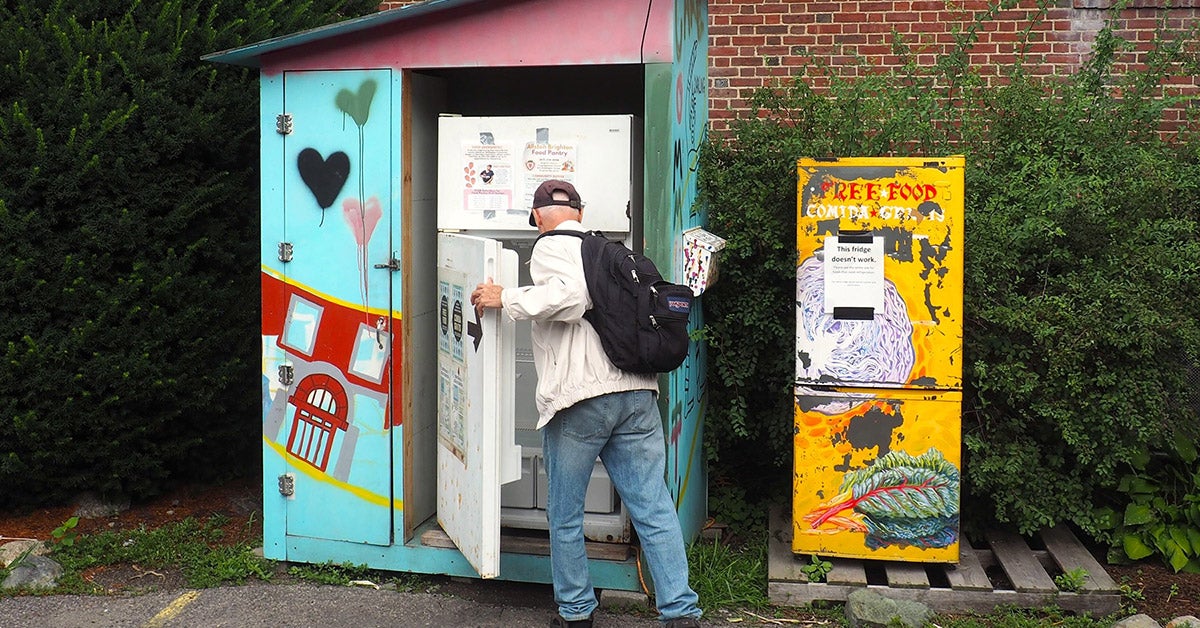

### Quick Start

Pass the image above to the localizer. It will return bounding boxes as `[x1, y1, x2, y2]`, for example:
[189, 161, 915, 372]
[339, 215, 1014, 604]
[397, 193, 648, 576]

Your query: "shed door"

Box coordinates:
[436, 234, 521, 578]
[277, 69, 395, 546]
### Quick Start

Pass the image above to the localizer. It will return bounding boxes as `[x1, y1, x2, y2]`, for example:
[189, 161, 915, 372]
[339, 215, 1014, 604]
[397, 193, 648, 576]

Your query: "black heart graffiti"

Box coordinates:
[297, 148, 351, 210]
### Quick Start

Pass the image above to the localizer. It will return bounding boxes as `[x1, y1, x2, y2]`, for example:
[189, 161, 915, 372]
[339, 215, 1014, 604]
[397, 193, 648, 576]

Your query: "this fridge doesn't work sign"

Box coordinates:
[823, 236, 884, 316]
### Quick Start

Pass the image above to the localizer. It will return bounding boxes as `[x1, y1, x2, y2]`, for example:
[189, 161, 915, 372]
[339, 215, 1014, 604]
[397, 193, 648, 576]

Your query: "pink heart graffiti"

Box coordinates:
[342, 196, 382, 314]
[342, 196, 382, 246]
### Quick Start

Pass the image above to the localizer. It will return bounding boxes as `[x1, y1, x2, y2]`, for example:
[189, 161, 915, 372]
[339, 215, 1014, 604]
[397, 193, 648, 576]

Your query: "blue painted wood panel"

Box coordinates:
[261, 69, 397, 547]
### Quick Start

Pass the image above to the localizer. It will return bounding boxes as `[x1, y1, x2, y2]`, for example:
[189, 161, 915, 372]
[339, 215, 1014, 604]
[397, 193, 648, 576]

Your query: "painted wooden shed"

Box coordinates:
[205, 0, 710, 590]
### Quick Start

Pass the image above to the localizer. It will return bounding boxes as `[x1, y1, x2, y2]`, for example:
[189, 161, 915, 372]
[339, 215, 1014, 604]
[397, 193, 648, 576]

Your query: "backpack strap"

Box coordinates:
[534, 229, 588, 247]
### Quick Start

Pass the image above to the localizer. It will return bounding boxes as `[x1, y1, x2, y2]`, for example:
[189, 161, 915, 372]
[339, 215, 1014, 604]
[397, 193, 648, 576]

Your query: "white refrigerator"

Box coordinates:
[434, 114, 642, 578]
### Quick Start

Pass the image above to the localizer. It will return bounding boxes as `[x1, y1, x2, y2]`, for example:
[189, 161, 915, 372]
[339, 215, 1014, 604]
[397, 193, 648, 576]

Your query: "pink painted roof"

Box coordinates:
[205, 0, 673, 72]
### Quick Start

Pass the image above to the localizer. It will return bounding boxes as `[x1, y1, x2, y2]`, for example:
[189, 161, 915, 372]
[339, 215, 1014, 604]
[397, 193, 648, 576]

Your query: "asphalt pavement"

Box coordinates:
[0, 579, 740, 628]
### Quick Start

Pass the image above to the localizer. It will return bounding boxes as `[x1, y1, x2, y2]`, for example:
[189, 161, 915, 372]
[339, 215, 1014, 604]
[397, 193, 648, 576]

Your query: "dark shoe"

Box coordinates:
[664, 617, 701, 628]
[549, 614, 593, 628]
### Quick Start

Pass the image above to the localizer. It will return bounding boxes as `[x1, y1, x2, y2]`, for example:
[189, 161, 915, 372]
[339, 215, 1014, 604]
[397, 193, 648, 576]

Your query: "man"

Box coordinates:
[470, 180, 702, 628]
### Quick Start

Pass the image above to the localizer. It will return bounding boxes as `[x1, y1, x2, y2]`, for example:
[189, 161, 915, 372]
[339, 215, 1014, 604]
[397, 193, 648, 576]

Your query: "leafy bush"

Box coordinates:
[698, 5, 1200, 559]
[1097, 435, 1200, 573]
[0, 0, 378, 508]
[960, 60, 1200, 538]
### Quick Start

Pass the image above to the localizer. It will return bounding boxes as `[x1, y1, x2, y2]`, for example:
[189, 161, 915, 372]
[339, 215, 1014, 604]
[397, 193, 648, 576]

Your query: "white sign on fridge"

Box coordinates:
[459, 142, 515, 214]
[823, 236, 885, 315]
[521, 141, 578, 207]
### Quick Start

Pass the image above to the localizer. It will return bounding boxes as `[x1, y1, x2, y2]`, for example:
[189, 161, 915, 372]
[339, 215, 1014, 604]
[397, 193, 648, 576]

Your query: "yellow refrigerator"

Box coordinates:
[792, 156, 965, 563]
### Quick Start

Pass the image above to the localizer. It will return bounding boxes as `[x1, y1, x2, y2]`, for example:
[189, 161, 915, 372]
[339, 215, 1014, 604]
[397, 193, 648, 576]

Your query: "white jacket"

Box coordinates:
[500, 220, 658, 429]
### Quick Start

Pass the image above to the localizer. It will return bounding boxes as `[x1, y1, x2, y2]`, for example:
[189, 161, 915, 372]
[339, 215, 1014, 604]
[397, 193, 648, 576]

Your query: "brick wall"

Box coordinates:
[377, 1, 1197, 133]
[708, 0, 1199, 132]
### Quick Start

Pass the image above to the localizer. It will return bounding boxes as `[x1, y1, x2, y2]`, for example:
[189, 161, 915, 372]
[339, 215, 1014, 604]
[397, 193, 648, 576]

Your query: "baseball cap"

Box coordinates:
[529, 179, 582, 226]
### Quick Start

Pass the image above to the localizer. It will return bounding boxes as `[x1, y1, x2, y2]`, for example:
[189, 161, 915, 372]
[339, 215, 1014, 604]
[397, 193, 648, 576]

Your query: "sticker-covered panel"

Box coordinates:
[795, 157, 964, 390]
[435, 234, 519, 579]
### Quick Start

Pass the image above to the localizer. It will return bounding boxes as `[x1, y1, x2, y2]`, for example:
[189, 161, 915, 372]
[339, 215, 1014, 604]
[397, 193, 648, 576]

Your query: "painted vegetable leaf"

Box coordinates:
[805, 449, 960, 548]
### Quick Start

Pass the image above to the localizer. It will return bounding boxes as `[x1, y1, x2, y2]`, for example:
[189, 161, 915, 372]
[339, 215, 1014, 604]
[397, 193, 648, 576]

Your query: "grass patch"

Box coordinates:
[687, 536, 771, 611]
[286, 561, 438, 594]
[687, 536, 849, 625]
[287, 561, 374, 586]
[390, 572, 440, 593]
[933, 605, 1119, 627]
[49, 515, 272, 592]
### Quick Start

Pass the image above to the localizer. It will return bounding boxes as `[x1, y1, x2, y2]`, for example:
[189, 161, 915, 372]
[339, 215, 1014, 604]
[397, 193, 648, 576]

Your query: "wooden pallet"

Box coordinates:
[767, 507, 1119, 616]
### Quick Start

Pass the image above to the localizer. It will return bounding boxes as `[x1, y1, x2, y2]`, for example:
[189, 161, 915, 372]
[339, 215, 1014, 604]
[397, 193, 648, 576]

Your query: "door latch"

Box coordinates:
[375, 316, 387, 349]
[374, 256, 400, 271]
[278, 364, 294, 386]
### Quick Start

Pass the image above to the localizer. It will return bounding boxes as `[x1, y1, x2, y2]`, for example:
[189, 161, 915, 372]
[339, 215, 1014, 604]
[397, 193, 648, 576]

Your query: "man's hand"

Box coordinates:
[470, 279, 504, 316]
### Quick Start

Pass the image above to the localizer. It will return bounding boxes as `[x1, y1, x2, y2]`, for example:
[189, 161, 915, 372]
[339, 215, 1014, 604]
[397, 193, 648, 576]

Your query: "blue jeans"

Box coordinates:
[542, 390, 702, 622]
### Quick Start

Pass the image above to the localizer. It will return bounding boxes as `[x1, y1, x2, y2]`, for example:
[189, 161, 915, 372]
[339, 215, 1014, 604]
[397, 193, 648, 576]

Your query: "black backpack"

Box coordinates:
[535, 230, 693, 373]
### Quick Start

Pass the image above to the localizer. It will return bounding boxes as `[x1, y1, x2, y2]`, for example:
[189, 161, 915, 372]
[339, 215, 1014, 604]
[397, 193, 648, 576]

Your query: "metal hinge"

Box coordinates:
[278, 474, 295, 496]
[278, 364, 294, 386]
[276, 113, 293, 135]
[278, 242, 293, 263]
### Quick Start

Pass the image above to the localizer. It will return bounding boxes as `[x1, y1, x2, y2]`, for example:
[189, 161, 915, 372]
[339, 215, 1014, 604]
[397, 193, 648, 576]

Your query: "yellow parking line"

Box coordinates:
[143, 590, 201, 628]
